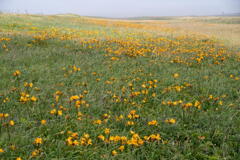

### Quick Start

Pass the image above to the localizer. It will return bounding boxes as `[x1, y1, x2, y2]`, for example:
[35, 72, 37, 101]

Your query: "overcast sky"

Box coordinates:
[0, 0, 239, 17]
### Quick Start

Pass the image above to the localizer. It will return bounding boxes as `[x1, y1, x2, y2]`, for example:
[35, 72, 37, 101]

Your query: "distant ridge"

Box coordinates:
[221, 12, 240, 16]
[0, 11, 239, 19]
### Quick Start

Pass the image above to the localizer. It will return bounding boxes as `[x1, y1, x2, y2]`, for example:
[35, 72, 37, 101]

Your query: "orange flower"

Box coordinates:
[34, 137, 43, 145]
[13, 70, 21, 76]
[148, 120, 158, 126]
[41, 120, 47, 125]
[111, 150, 117, 156]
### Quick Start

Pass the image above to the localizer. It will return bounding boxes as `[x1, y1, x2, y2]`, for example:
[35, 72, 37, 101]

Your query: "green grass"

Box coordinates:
[0, 14, 240, 160]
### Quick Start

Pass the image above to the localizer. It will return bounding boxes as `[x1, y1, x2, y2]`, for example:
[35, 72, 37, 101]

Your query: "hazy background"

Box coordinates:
[0, 0, 239, 18]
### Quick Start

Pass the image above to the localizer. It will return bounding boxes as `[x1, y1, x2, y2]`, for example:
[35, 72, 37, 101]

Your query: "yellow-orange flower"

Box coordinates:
[13, 70, 21, 76]
[104, 128, 110, 134]
[98, 134, 105, 141]
[111, 150, 117, 156]
[118, 145, 125, 152]
[34, 137, 43, 145]
[9, 120, 15, 126]
[165, 118, 176, 124]
[41, 120, 47, 125]
[31, 149, 40, 157]
[0, 148, 4, 153]
[173, 73, 179, 78]
[148, 120, 158, 126]
[30, 96, 37, 102]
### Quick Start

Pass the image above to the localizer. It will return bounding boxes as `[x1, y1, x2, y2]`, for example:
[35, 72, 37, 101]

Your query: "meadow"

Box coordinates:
[0, 14, 240, 159]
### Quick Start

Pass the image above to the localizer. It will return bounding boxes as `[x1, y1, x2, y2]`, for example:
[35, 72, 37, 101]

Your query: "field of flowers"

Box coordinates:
[0, 14, 240, 159]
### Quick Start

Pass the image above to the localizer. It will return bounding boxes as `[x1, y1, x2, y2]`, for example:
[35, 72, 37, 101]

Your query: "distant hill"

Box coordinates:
[221, 13, 240, 16]
[124, 16, 177, 20]
[120, 13, 240, 21]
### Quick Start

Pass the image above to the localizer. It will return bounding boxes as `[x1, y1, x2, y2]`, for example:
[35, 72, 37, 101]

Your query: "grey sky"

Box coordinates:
[0, 0, 239, 17]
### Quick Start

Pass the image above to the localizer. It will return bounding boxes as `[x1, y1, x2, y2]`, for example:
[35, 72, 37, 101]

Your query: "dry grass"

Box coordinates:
[163, 19, 240, 48]
[128, 16, 240, 49]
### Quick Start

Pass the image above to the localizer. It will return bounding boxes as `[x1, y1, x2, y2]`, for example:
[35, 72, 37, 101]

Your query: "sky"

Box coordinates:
[0, 0, 239, 18]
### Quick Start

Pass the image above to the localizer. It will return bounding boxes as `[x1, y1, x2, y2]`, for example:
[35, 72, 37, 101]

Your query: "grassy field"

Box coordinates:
[0, 14, 240, 160]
